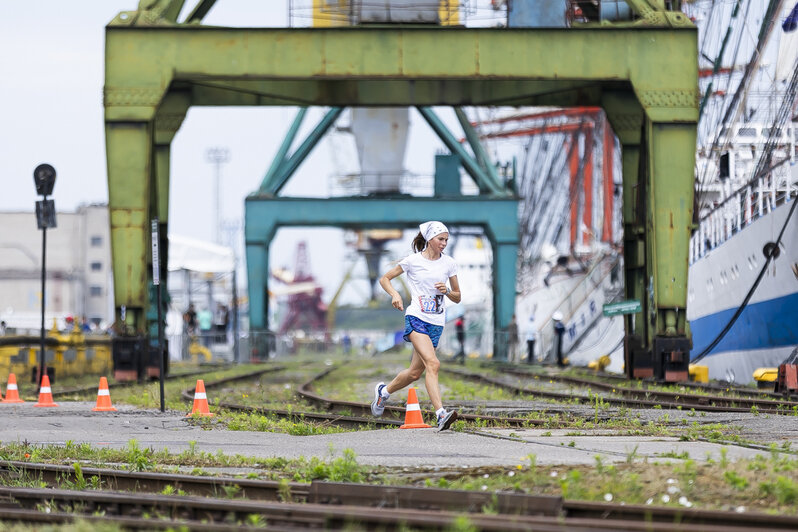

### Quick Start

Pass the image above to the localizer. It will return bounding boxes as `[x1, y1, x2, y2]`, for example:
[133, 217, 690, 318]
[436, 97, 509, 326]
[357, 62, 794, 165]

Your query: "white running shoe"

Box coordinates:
[371, 382, 387, 417]
[436, 410, 458, 432]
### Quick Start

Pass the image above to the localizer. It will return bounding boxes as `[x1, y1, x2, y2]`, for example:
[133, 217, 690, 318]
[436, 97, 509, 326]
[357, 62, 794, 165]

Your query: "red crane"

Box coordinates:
[272, 241, 327, 334]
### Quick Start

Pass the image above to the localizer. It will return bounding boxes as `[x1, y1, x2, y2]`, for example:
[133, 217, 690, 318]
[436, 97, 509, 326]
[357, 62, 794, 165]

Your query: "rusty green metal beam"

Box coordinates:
[179, 79, 608, 108]
[259, 107, 344, 196]
[416, 107, 507, 196]
[259, 107, 307, 193]
[104, 27, 698, 123]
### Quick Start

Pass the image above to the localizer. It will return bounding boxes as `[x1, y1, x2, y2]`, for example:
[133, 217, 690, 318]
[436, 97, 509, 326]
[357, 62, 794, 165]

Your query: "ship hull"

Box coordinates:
[687, 200, 798, 384]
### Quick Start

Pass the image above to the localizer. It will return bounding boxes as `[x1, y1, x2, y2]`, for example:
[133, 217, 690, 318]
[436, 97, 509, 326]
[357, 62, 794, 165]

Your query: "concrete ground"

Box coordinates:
[1, 402, 794, 468]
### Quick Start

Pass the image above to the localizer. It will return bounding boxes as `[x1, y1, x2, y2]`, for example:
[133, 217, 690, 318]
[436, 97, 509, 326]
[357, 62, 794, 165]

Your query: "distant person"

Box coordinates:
[81, 316, 91, 334]
[454, 316, 465, 364]
[525, 313, 537, 364]
[553, 311, 566, 367]
[371, 221, 461, 431]
[184, 303, 197, 335]
[507, 314, 519, 363]
[342, 333, 352, 355]
[0, 320, 6, 335]
[215, 304, 229, 343]
[198, 307, 213, 347]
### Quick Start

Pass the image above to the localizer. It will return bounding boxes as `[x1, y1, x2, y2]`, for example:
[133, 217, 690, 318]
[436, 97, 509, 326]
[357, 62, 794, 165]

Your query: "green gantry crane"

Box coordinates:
[104, 0, 697, 380]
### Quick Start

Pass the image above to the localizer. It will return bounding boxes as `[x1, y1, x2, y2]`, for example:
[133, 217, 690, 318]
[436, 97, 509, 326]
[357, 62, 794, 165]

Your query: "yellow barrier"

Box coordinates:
[688, 364, 709, 383]
[0, 325, 112, 380]
[188, 338, 213, 363]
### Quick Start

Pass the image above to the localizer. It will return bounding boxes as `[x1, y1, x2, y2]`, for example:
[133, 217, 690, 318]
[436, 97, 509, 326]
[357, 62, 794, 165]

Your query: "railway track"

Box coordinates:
[50, 364, 239, 398]
[503, 363, 790, 401]
[509, 366, 798, 413]
[1, 461, 796, 531]
[195, 365, 545, 429]
[456, 366, 798, 415]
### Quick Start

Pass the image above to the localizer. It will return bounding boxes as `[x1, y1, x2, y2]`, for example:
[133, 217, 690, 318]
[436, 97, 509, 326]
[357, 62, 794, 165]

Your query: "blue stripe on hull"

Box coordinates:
[689, 291, 798, 360]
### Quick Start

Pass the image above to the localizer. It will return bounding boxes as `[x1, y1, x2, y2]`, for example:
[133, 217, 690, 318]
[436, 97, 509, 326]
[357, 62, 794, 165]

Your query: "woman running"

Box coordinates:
[371, 221, 461, 431]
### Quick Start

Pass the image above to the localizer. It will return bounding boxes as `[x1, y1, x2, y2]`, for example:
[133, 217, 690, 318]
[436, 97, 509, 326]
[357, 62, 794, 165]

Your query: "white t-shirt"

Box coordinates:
[398, 252, 458, 327]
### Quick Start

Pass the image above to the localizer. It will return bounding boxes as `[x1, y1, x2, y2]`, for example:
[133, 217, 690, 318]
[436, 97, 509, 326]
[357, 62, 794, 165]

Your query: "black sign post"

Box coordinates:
[33, 164, 56, 390]
[151, 219, 165, 412]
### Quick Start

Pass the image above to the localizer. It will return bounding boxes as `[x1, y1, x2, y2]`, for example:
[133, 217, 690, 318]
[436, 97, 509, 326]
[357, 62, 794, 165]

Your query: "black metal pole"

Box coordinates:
[39, 217, 47, 391]
[151, 218, 166, 413]
[157, 281, 165, 412]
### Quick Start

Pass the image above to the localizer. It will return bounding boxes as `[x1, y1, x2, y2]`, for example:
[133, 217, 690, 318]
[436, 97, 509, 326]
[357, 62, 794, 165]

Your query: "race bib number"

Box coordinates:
[418, 295, 444, 314]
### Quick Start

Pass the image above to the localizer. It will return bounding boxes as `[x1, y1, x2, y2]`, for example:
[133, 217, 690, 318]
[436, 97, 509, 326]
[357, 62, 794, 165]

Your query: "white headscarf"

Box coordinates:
[419, 221, 449, 244]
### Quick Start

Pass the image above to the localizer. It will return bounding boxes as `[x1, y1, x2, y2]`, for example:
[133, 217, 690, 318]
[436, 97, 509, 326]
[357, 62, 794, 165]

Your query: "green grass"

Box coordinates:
[0, 441, 372, 485]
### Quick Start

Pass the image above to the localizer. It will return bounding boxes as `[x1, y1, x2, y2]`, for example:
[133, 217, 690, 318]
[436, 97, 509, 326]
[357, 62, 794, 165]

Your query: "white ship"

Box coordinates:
[688, 131, 798, 383]
[685, 1, 798, 383]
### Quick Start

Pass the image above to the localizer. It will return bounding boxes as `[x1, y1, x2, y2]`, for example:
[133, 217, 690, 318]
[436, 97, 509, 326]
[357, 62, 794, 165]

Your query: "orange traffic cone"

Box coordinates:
[33, 375, 58, 407]
[92, 377, 117, 412]
[2, 373, 24, 403]
[399, 387, 431, 429]
[186, 379, 214, 417]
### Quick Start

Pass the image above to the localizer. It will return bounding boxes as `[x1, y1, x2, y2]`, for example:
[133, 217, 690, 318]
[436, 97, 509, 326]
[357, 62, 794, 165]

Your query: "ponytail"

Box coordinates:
[411, 231, 426, 253]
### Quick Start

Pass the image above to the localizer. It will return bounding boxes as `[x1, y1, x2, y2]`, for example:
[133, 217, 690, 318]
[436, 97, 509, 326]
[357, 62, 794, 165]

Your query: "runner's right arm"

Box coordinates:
[380, 264, 405, 311]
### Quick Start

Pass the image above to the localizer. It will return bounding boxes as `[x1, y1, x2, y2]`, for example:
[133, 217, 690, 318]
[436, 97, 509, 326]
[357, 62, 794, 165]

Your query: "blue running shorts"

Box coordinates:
[403, 315, 444, 348]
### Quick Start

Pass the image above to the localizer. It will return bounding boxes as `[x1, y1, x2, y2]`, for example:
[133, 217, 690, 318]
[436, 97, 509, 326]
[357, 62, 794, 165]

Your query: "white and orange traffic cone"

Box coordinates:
[33, 374, 58, 407]
[92, 377, 117, 412]
[399, 387, 431, 429]
[2, 373, 24, 403]
[186, 379, 214, 417]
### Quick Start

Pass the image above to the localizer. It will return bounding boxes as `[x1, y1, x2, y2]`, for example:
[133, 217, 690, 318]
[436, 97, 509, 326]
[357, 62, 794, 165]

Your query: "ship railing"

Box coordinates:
[690, 163, 798, 263]
[535, 253, 621, 364]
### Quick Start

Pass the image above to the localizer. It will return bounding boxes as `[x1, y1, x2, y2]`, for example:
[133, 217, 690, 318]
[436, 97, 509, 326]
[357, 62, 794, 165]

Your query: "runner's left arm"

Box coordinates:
[443, 275, 460, 304]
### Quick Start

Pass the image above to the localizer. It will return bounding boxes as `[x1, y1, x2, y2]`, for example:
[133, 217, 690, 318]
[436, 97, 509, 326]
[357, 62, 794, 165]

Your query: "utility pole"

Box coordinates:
[205, 148, 230, 244]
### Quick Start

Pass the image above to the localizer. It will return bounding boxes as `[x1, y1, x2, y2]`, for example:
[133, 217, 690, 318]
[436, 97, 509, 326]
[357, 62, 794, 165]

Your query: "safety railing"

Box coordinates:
[691, 166, 798, 263]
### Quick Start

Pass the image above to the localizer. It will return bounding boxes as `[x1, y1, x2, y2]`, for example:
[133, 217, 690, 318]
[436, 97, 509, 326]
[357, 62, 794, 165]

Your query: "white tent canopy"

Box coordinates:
[168, 234, 234, 273]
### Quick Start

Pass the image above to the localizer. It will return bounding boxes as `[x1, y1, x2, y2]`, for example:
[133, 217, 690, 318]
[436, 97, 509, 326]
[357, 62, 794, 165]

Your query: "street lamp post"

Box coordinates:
[205, 148, 230, 244]
[33, 163, 57, 389]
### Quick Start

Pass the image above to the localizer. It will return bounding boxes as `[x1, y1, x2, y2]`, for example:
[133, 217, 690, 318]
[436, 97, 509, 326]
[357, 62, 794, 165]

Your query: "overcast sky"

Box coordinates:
[0, 1, 479, 308]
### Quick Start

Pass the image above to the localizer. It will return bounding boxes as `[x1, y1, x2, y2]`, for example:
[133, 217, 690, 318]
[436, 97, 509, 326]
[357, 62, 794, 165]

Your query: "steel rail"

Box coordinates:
[513, 363, 788, 400]
[1, 482, 796, 531]
[491, 362, 785, 400]
[0, 460, 309, 501]
[0, 507, 272, 531]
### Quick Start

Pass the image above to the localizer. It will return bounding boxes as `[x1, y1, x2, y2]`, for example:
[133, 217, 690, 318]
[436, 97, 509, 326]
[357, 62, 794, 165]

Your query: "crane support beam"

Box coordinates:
[260, 107, 307, 193]
[105, 21, 698, 376]
[259, 107, 344, 195]
[417, 107, 506, 196]
[244, 196, 519, 338]
[104, 26, 697, 123]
